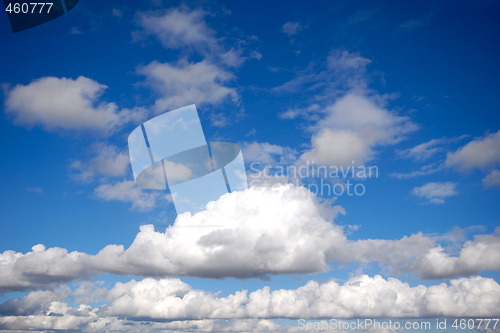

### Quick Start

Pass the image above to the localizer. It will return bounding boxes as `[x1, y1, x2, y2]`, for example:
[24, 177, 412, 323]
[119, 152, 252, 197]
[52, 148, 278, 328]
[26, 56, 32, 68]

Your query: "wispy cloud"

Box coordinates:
[398, 12, 434, 32]
[26, 187, 44, 194]
[281, 21, 302, 36]
[135, 7, 247, 67]
[94, 180, 171, 211]
[410, 181, 457, 204]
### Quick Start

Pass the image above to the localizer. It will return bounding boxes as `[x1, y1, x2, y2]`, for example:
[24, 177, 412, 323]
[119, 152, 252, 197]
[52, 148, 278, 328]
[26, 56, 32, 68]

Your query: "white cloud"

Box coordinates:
[275, 50, 416, 167]
[301, 129, 370, 166]
[300, 94, 416, 166]
[138, 60, 239, 113]
[400, 139, 443, 161]
[410, 181, 458, 204]
[410, 181, 457, 204]
[243, 142, 298, 165]
[409, 229, 500, 279]
[137, 8, 214, 50]
[4, 76, 143, 133]
[445, 130, 500, 171]
[399, 135, 468, 162]
[136, 8, 245, 67]
[391, 163, 440, 179]
[282, 21, 301, 36]
[102, 275, 500, 320]
[279, 103, 321, 120]
[94, 180, 170, 211]
[1, 184, 500, 292]
[327, 49, 371, 74]
[70, 143, 130, 182]
[483, 169, 500, 188]
[398, 13, 434, 32]
[0, 286, 70, 316]
[1, 275, 499, 332]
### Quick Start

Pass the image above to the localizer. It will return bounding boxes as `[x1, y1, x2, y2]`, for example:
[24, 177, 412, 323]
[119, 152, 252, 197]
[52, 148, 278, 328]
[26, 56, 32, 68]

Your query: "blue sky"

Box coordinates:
[1, 0, 500, 331]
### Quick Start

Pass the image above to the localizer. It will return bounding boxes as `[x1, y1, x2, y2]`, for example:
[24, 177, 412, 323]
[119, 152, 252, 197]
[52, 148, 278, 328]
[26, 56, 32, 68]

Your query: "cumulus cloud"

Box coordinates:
[138, 60, 239, 113]
[1, 184, 500, 293]
[408, 228, 500, 279]
[445, 130, 500, 171]
[103, 275, 500, 319]
[4, 76, 143, 133]
[410, 182, 458, 204]
[300, 94, 416, 166]
[275, 50, 416, 167]
[1, 275, 499, 331]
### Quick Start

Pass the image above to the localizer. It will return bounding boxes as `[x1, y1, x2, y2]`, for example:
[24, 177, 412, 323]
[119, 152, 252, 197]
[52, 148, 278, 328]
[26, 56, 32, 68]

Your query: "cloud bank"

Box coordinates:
[1, 184, 500, 293]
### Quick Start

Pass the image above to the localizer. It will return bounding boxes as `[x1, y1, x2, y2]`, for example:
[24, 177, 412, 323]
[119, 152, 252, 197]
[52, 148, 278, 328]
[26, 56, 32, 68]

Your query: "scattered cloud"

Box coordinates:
[275, 50, 416, 167]
[327, 49, 371, 76]
[136, 7, 245, 67]
[399, 135, 468, 161]
[94, 180, 170, 211]
[391, 163, 440, 179]
[279, 103, 322, 120]
[281, 21, 302, 36]
[70, 143, 130, 182]
[445, 130, 500, 172]
[398, 13, 434, 32]
[4, 76, 144, 133]
[26, 187, 43, 194]
[111, 8, 123, 18]
[410, 181, 458, 204]
[274, 49, 371, 95]
[70, 26, 83, 34]
[138, 60, 239, 113]
[483, 169, 500, 188]
[243, 142, 298, 165]
[400, 138, 443, 161]
[300, 93, 416, 166]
